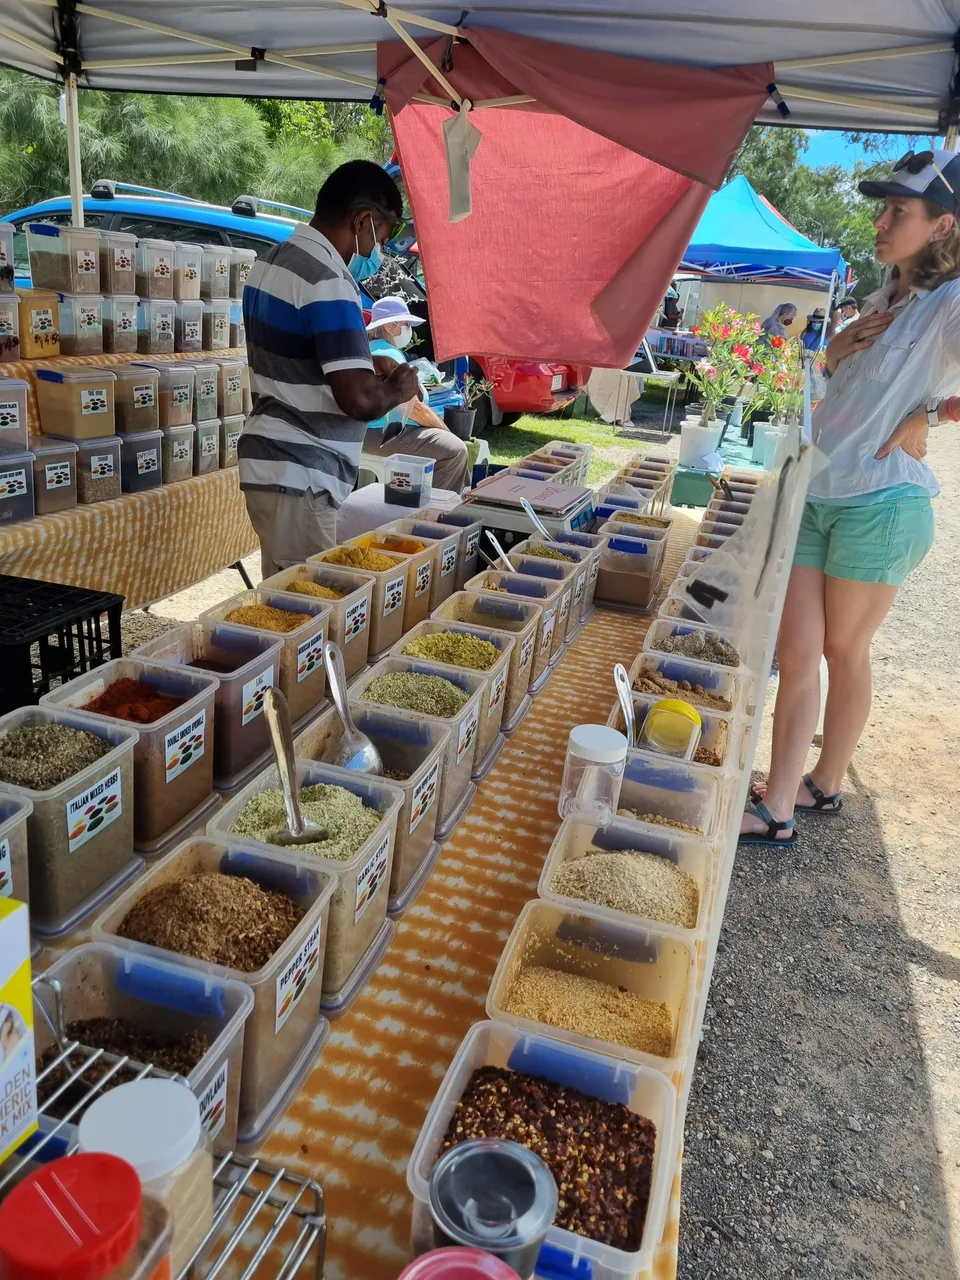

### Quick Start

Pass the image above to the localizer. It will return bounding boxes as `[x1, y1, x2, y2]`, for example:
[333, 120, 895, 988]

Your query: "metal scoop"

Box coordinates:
[487, 531, 516, 572]
[520, 496, 552, 540]
[263, 686, 328, 847]
[613, 662, 636, 748]
[323, 640, 382, 774]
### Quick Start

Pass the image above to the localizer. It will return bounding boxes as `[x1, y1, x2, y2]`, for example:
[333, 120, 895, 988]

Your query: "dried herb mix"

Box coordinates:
[0, 723, 110, 790]
[652, 629, 740, 667]
[550, 849, 699, 929]
[232, 783, 383, 860]
[522, 544, 576, 563]
[402, 631, 499, 671]
[361, 671, 469, 718]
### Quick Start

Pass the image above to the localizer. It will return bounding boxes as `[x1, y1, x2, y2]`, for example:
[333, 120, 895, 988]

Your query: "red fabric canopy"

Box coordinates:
[380, 31, 771, 368]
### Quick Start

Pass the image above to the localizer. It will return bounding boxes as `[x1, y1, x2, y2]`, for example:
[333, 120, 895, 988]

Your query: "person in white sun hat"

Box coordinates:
[362, 295, 469, 492]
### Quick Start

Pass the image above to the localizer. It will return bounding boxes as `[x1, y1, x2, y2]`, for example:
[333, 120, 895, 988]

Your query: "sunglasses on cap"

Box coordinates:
[891, 148, 955, 193]
[356, 199, 406, 243]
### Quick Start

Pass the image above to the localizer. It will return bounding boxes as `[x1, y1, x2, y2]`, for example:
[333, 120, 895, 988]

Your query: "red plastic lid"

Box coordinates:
[0, 1152, 142, 1280]
[397, 1249, 522, 1280]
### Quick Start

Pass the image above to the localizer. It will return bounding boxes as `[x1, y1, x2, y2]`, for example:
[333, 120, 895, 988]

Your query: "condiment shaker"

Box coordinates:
[557, 724, 627, 826]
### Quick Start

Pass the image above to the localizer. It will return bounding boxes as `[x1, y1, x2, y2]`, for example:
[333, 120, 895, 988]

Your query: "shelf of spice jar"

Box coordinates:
[118, 428, 162, 492]
[203, 300, 230, 351]
[174, 299, 203, 354]
[27, 223, 101, 293]
[111, 364, 159, 432]
[174, 241, 203, 301]
[201, 589, 331, 727]
[381, 517, 461, 610]
[0, 293, 20, 364]
[101, 293, 138, 354]
[487, 899, 698, 1076]
[295, 705, 449, 918]
[28, 435, 77, 514]
[0, 450, 35, 524]
[0, 794, 31, 904]
[407, 1020, 679, 1280]
[57, 292, 103, 357]
[160, 423, 194, 483]
[511, 537, 596, 632]
[35, 366, 115, 438]
[35, 940, 253, 1153]
[311, 544, 408, 660]
[93, 834, 336, 1151]
[347, 655, 482, 839]
[209, 760, 404, 1015]
[346, 529, 438, 634]
[132, 622, 282, 794]
[194, 418, 220, 474]
[219, 413, 243, 468]
[16, 289, 60, 359]
[0, 377, 30, 452]
[464, 568, 566, 687]
[0, 704, 142, 938]
[136, 237, 174, 300]
[260, 562, 375, 680]
[420, 506, 483, 589]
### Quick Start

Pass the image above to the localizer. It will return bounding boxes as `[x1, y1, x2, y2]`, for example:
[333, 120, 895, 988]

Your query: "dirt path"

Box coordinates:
[678, 431, 960, 1278]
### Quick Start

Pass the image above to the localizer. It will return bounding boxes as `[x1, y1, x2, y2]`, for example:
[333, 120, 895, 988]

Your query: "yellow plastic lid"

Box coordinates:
[643, 698, 702, 755]
[649, 698, 701, 729]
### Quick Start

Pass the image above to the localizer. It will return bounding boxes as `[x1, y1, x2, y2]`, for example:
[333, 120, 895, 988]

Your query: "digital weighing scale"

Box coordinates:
[456, 474, 596, 556]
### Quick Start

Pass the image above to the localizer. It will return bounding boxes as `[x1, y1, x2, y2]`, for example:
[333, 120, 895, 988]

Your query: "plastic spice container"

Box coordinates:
[160, 425, 194, 483]
[0, 1153, 173, 1280]
[240, 361, 253, 413]
[385, 452, 434, 507]
[0, 450, 35, 524]
[17, 290, 60, 359]
[463, 570, 565, 690]
[200, 246, 230, 300]
[36, 941, 253, 1152]
[0, 293, 20, 362]
[422, 508, 483, 589]
[27, 222, 101, 293]
[217, 359, 244, 417]
[314, 545, 408, 659]
[99, 230, 137, 294]
[594, 535, 663, 612]
[262, 563, 374, 679]
[558, 724, 627, 826]
[36, 367, 115, 439]
[132, 623, 281, 791]
[75, 435, 123, 504]
[136, 238, 175, 299]
[102, 294, 139, 354]
[0, 705, 140, 937]
[194, 419, 220, 474]
[174, 299, 203, 353]
[230, 247, 257, 295]
[637, 698, 702, 761]
[79, 1079, 213, 1276]
[512, 538, 594, 630]
[0, 793, 32, 904]
[509, 554, 579, 646]
[609, 689, 731, 772]
[43, 658, 219, 849]
[229, 299, 245, 348]
[137, 299, 175, 356]
[191, 362, 219, 422]
[220, 413, 243, 468]
[0, 222, 13, 293]
[348, 530, 437, 633]
[174, 241, 203, 301]
[202, 300, 230, 351]
[156, 364, 194, 427]
[118, 430, 162, 493]
[57, 292, 104, 356]
[29, 435, 78, 515]
[0, 377, 29, 453]
[201, 588, 331, 725]
[617, 750, 723, 841]
[113, 366, 160, 433]
[384, 518, 461, 610]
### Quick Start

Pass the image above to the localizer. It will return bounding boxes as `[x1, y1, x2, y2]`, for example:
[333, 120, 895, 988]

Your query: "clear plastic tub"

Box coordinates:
[35, 367, 115, 439]
[174, 242, 203, 301]
[596, 521, 669, 554]
[119, 429, 162, 493]
[217, 360, 244, 417]
[508, 555, 578, 651]
[0, 223, 13, 293]
[0, 793, 31, 904]
[17, 290, 60, 359]
[558, 724, 627, 827]
[155, 364, 194, 427]
[29, 435, 77, 515]
[0, 293, 20, 363]
[349, 655, 483, 837]
[132, 622, 282, 791]
[407, 1021, 678, 1280]
[382, 518, 461, 610]
[36, 941, 253, 1150]
[314, 545, 408, 659]
[210, 760, 403, 1001]
[99, 230, 137, 293]
[695, 531, 728, 550]
[27, 223, 101, 293]
[194, 418, 220, 474]
[384, 453, 434, 508]
[74, 435, 122, 504]
[628, 650, 740, 719]
[220, 413, 243, 468]
[0, 449, 35, 524]
[160, 424, 194, 483]
[109, 365, 158, 434]
[295, 705, 449, 915]
[463, 570, 565, 688]
[101, 294, 138, 354]
[190, 362, 219, 423]
[594, 534, 663, 612]
[42, 657, 219, 849]
[201, 247, 231, 300]
[202, 300, 230, 351]
[230, 248, 257, 296]
[201, 589, 331, 725]
[229, 299, 245, 348]
[240, 360, 253, 413]
[644, 617, 742, 674]
[422, 508, 483, 589]
[0, 705, 140, 937]
[262, 562, 374, 679]
[608, 689, 732, 772]
[511, 538, 594, 628]
[93, 836, 335, 1147]
[175, 299, 203, 353]
[135, 237, 175, 299]
[487, 900, 696, 1073]
[616, 748, 722, 840]
[0, 377, 29, 453]
[347, 531, 437, 634]
[57, 292, 103, 356]
[137, 298, 175, 356]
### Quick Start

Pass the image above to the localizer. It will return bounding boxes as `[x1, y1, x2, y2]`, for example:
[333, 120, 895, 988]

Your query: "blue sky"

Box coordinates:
[803, 130, 942, 171]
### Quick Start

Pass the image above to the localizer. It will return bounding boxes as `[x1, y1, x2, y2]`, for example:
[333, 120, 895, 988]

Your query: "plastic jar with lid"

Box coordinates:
[161, 424, 194, 482]
[229, 298, 245, 348]
[638, 698, 702, 761]
[0, 377, 29, 452]
[58, 292, 104, 356]
[99, 231, 137, 293]
[76, 435, 123, 503]
[137, 299, 175, 356]
[119, 429, 162, 492]
[175, 299, 203, 353]
[220, 414, 243, 468]
[202, 300, 230, 351]
[103, 295, 139, 354]
[0, 450, 35, 524]
[174, 242, 203, 301]
[0, 222, 14, 293]
[240, 361, 253, 413]
[79, 1080, 213, 1277]
[229, 247, 257, 295]
[200, 246, 230, 300]
[558, 723, 627, 826]
[0, 1151, 173, 1280]
[157, 364, 195, 427]
[36, 367, 115, 439]
[27, 223, 101, 293]
[191, 362, 219, 422]
[136, 238, 175, 300]
[18, 290, 60, 359]
[194, 419, 220, 474]
[217, 358, 244, 417]
[29, 435, 78, 514]
[0, 291, 20, 361]
[113, 366, 160, 433]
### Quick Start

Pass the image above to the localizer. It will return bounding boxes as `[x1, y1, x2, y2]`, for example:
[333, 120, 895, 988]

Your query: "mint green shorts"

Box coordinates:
[794, 495, 935, 585]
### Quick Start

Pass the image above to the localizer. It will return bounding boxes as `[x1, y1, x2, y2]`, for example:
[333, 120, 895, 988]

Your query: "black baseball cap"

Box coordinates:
[859, 148, 960, 213]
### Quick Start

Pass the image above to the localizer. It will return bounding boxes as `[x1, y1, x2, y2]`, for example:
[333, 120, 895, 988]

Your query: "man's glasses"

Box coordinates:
[892, 149, 955, 193]
[359, 199, 407, 243]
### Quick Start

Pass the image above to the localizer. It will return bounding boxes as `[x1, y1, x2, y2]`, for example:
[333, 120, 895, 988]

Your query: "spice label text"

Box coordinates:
[276, 920, 323, 1032]
[66, 766, 123, 854]
[355, 832, 390, 922]
[409, 758, 440, 834]
[165, 708, 206, 783]
[197, 1060, 228, 1139]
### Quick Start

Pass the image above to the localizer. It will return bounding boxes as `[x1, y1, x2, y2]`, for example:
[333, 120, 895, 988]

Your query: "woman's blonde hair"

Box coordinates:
[911, 199, 960, 289]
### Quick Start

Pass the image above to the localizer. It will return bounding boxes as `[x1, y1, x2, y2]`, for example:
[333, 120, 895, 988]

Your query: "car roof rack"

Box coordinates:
[89, 179, 206, 204]
[231, 195, 311, 221]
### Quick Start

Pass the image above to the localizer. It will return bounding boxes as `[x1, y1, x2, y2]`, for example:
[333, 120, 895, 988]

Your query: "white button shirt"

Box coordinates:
[807, 278, 960, 500]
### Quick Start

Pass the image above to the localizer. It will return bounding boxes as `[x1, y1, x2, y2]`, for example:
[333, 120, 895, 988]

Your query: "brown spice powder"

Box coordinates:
[632, 667, 733, 712]
[617, 808, 705, 835]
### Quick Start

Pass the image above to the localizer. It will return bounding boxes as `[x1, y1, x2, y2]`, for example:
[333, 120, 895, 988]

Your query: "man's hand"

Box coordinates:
[385, 361, 419, 402]
[824, 310, 893, 374]
[875, 405, 929, 461]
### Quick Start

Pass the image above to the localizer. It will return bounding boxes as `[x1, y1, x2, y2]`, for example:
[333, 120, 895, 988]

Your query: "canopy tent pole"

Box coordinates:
[946, 125, 960, 149]
[64, 71, 84, 226]
[775, 83, 940, 124]
[776, 41, 953, 72]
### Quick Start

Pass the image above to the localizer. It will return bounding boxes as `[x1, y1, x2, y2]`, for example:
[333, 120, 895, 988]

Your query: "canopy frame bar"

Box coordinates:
[776, 40, 953, 71]
[776, 82, 939, 123]
[0, 20, 63, 61]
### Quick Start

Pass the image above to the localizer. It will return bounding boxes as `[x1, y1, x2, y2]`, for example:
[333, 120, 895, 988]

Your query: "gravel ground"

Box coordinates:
[678, 429, 960, 1278]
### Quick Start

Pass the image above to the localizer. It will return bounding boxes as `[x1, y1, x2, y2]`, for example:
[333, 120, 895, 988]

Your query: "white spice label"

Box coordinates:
[78, 305, 100, 332]
[154, 309, 174, 340]
[214, 313, 227, 337]
[31, 308, 55, 336]
[0, 402, 21, 432]
[197, 1060, 228, 1139]
[382, 574, 404, 617]
[487, 668, 507, 719]
[183, 319, 200, 343]
[0, 309, 15, 336]
[172, 439, 190, 463]
[76, 247, 97, 275]
[558, 592, 571, 627]
[165, 708, 205, 783]
[589, 555, 600, 587]
[0, 469, 27, 501]
[296, 628, 324, 683]
[171, 385, 190, 408]
[90, 453, 114, 478]
[213, 256, 228, 279]
[199, 375, 216, 400]
[66, 765, 122, 854]
[80, 389, 109, 416]
[132, 383, 155, 409]
[182, 258, 200, 282]
[574, 569, 587, 605]
[440, 543, 457, 577]
[201, 435, 218, 457]
[238, 260, 252, 283]
[456, 703, 479, 762]
[241, 666, 273, 725]
[226, 429, 241, 453]
[389, 468, 414, 491]
[275, 920, 322, 1033]
[415, 561, 431, 597]
[519, 630, 535, 672]
[0, 837, 11, 898]
[45, 461, 71, 490]
[114, 305, 136, 333]
[465, 530, 480, 558]
[540, 605, 557, 653]
[137, 448, 159, 475]
[114, 245, 133, 271]
[226, 372, 242, 396]
[153, 254, 172, 279]
[409, 759, 439, 834]
[354, 831, 390, 923]
[344, 595, 368, 640]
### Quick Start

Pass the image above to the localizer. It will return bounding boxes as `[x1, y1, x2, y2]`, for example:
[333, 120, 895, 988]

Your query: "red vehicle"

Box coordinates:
[470, 354, 589, 428]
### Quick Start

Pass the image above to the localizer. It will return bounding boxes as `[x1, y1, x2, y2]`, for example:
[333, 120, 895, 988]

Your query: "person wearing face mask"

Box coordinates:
[239, 161, 419, 577]
[800, 308, 828, 397]
[759, 302, 798, 345]
[360, 295, 469, 492]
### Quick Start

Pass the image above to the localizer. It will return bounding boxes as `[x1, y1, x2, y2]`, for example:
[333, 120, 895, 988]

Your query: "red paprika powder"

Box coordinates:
[84, 677, 186, 724]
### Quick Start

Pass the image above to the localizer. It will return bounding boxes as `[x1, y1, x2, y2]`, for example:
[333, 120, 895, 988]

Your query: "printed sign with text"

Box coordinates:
[276, 919, 323, 1032]
[197, 1060, 228, 1140]
[456, 704, 479, 762]
[465, 529, 481, 559]
[165, 708, 205, 783]
[0, 837, 11, 897]
[66, 766, 122, 854]
[241, 667, 273, 725]
[409, 758, 440, 834]
[382, 574, 404, 617]
[487, 668, 507, 719]
[440, 543, 457, 577]
[415, 561, 432, 597]
[297, 628, 324, 682]
[354, 832, 390, 923]
[344, 595, 368, 640]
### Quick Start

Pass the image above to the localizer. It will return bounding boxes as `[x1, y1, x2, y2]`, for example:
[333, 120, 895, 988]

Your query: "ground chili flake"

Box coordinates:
[83, 677, 187, 725]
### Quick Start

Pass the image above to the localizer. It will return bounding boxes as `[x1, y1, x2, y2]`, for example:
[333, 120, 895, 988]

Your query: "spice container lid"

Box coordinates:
[28, 434, 78, 457]
[35, 368, 117, 384]
[79, 1078, 202, 1183]
[0, 1152, 142, 1280]
[113, 364, 159, 381]
[567, 723, 627, 764]
[428, 1139, 558, 1253]
[398, 1249, 522, 1279]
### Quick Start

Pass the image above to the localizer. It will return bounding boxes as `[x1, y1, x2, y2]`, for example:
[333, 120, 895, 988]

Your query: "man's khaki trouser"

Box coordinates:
[243, 488, 338, 581]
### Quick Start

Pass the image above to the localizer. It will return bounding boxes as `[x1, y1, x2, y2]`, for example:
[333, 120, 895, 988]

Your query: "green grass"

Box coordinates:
[481, 415, 640, 486]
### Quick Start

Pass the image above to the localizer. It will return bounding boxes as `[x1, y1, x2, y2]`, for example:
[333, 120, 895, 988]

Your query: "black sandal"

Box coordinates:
[739, 801, 798, 847]
[799, 773, 843, 814]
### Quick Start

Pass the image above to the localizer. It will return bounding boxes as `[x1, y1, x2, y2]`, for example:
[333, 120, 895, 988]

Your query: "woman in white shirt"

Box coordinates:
[742, 149, 959, 845]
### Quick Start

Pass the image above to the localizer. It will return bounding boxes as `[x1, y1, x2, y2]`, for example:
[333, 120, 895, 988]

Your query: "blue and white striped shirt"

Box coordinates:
[238, 223, 373, 504]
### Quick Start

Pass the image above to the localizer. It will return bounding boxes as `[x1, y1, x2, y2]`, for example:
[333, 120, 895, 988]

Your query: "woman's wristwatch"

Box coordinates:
[932, 396, 960, 425]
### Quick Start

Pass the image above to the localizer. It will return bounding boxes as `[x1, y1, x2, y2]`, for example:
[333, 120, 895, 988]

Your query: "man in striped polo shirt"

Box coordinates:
[239, 161, 418, 577]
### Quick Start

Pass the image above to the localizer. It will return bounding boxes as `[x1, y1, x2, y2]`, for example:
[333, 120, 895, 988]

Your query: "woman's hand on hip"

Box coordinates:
[875, 404, 928, 461]
[824, 310, 894, 374]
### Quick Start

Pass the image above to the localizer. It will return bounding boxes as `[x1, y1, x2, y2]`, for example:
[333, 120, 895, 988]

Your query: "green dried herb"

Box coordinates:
[402, 631, 500, 671]
[524, 544, 576, 563]
[0, 723, 111, 790]
[361, 671, 469, 718]
[232, 783, 383, 859]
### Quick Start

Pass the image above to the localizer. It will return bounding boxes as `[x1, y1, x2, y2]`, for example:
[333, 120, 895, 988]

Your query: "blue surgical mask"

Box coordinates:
[349, 216, 384, 282]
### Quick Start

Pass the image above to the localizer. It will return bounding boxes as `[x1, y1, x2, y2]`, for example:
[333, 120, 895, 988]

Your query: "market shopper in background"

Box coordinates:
[828, 294, 860, 337]
[361, 296, 469, 493]
[742, 149, 959, 845]
[759, 302, 797, 345]
[239, 161, 418, 577]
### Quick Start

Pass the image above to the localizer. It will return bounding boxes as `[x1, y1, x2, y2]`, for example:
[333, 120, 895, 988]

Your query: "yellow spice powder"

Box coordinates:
[285, 580, 344, 600]
[225, 603, 309, 633]
[368, 536, 425, 554]
[323, 546, 401, 573]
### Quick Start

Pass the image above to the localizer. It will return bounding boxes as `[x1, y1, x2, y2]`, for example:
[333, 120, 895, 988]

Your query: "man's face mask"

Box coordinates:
[349, 213, 384, 282]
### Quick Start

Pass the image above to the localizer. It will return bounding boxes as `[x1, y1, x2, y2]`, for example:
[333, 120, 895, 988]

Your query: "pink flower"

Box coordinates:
[721, 325, 732, 338]
[696, 358, 718, 381]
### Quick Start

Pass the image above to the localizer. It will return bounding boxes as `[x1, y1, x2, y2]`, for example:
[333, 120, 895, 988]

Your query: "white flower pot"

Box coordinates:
[679, 421, 724, 470]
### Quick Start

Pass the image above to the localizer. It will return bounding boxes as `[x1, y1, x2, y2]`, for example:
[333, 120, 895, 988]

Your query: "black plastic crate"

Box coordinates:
[0, 574, 124, 714]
